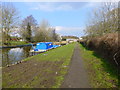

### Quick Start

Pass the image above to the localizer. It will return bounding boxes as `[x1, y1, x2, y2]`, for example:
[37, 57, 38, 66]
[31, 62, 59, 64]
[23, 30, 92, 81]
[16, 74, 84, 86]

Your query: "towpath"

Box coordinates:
[61, 43, 90, 88]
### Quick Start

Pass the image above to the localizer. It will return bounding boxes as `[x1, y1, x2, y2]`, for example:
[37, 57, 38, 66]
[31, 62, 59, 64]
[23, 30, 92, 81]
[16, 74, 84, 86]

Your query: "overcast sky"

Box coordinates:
[3, 1, 108, 37]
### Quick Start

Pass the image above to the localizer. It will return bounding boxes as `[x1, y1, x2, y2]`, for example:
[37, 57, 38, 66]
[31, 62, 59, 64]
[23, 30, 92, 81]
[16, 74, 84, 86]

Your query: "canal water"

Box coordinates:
[1, 46, 37, 67]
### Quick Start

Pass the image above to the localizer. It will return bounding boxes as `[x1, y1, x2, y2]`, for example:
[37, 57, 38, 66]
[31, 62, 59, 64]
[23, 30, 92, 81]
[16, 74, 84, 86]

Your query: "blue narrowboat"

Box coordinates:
[34, 42, 53, 51]
[30, 42, 60, 53]
[53, 45, 60, 48]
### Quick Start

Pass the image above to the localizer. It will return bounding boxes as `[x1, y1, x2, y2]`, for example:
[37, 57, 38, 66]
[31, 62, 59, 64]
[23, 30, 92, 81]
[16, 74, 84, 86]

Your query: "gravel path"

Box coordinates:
[61, 43, 91, 88]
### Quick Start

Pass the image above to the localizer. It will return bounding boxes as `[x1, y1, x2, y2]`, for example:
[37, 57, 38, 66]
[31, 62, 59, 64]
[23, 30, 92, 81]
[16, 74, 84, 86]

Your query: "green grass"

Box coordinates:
[24, 43, 75, 88]
[3, 43, 75, 88]
[79, 43, 118, 88]
[24, 43, 75, 62]
[9, 41, 29, 46]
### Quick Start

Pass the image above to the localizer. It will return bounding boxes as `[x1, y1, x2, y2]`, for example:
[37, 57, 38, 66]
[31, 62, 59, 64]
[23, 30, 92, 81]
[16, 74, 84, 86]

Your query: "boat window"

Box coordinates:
[48, 44, 51, 46]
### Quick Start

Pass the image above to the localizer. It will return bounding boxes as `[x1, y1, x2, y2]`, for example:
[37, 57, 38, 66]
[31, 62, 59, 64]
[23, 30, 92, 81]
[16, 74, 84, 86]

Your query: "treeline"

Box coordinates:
[85, 2, 118, 37]
[81, 2, 119, 66]
[20, 15, 61, 43]
[1, 3, 61, 46]
[61, 36, 79, 40]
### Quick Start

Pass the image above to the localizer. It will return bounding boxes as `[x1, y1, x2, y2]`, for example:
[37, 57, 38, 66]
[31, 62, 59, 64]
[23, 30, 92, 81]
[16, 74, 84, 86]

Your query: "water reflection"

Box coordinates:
[2, 46, 31, 67]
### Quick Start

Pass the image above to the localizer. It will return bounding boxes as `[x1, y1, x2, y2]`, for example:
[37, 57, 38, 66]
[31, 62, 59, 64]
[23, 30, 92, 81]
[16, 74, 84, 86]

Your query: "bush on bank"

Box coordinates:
[80, 33, 119, 67]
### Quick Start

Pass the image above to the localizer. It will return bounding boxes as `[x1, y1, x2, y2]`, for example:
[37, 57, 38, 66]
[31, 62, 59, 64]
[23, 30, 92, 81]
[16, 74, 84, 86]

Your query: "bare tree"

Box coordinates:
[1, 3, 19, 45]
[20, 15, 37, 42]
[34, 19, 50, 42]
[85, 2, 118, 37]
[33, 19, 60, 42]
[48, 27, 57, 41]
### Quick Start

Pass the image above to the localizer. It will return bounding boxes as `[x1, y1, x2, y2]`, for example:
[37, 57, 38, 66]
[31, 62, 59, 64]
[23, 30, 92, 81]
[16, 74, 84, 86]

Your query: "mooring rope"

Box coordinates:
[30, 43, 35, 49]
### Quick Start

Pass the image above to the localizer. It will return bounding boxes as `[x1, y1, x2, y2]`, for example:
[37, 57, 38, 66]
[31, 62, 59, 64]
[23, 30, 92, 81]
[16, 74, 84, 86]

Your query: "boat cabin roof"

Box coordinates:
[37, 42, 53, 45]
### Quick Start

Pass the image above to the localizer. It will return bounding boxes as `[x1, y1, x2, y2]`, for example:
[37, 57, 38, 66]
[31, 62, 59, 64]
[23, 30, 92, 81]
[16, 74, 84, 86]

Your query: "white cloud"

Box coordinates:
[55, 26, 64, 31]
[30, 2, 104, 12]
[31, 3, 75, 11]
[32, 3, 54, 11]
[55, 26, 84, 31]
[55, 26, 85, 37]
[56, 4, 73, 11]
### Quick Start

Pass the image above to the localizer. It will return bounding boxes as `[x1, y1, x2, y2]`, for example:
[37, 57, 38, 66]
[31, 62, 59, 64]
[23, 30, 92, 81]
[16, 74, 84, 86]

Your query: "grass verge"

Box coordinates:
[2, 43, 75, 88]
[9, 41, 29, 46]
[79, 43, 118, 88]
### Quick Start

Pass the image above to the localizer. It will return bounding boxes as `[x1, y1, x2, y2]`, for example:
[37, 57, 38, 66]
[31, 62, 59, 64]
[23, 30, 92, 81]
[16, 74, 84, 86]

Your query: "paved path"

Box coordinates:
[61, 43, 90, 88]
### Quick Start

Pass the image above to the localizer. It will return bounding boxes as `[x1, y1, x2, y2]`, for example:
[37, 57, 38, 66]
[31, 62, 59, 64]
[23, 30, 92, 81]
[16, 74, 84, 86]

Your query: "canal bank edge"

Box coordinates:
[0, 43, 36, 49]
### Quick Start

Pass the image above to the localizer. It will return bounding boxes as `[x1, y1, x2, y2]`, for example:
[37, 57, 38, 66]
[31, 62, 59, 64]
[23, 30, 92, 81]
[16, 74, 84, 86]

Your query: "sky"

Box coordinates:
[5, 1, 102, 37]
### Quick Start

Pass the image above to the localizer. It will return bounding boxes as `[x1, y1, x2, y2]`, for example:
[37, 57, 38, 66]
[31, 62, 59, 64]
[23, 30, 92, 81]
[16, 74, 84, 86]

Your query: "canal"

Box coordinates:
[1, 46, 37, 67]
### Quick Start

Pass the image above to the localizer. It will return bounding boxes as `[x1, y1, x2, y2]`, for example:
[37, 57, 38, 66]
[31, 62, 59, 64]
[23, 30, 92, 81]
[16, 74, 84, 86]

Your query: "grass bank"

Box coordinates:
[2, 43, 75, 88]
[79, 43, 118, 88]
[2, 41, 29, 46]
[9, 41, 29, 46]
